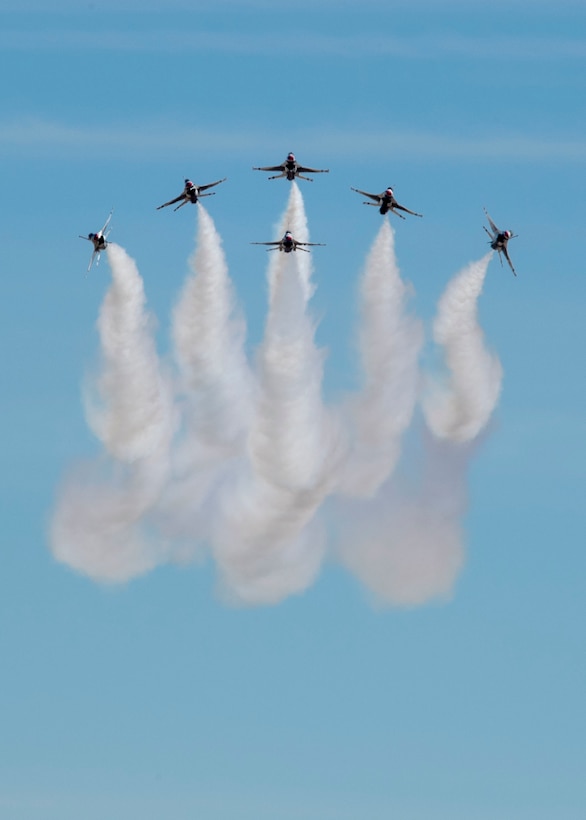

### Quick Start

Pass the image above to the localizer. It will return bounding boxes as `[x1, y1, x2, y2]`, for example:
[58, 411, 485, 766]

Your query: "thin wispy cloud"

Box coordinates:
[1, 118, 585, 163]
[0, 29, 585, 61]
[1, 0, 582, 10]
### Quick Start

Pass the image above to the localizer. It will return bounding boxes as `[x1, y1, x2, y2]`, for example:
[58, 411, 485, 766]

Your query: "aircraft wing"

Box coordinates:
[351, 187, 381, 203]
[502, 246, 517, 276]
[292, 241, 325, 253]
[157, 193, 186, 210]
[253, 165, 284, 172]
[198, 177, 227, 192]
[79, 235, 98, 273]
[297, 166, 329, 174]
[297, 242, 326, 247]
[251, 241, 283, 251]
[394, 204, 423, 218]
[87, 250, 99, 273]
[483, 207, 500, 236]
[99, 209, 113, 235]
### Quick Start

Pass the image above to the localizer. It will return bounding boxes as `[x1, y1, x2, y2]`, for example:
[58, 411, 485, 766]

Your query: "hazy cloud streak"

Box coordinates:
[2, 118, 584, 163]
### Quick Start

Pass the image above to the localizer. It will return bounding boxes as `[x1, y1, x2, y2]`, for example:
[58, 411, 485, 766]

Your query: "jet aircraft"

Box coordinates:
[79, 210, 113, 273]
[253, 152, 329, 182]
[156, 177, 227, 211]
[351, 186, 423, 219]
[483, 208, 517, 276]
[251, 230, 325, 253]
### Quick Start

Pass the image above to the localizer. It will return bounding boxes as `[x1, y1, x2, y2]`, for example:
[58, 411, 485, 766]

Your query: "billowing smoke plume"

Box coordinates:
[51, 244, 174, 582]
[172, 206, 253, 448]
[154, 206, 254, 557]
[336, 436, 468, 607]
[335, 253, 502, 606]
[336, 219, 423, 497]
[51, 190, 502, 606]
[267, 181, 314, 304]
[84, 244, 173, 463]
[212, 207, 346, 603]
[423, 253, 502, 442]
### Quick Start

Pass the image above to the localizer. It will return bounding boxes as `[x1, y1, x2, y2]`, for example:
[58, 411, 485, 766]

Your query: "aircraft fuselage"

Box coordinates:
[88, 233, 107, 251]
[378, 194, 395, 215]
[491, 232, 510, 251]
[284, 160, 297, 180]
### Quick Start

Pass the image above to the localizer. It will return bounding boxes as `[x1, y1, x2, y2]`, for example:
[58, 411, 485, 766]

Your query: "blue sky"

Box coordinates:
[1, 1, 585, 818]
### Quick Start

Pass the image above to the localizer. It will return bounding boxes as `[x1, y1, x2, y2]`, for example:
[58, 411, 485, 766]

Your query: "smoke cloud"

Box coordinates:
[51, 243, 174, 582]
[50, 186, 502, 606]
[423, 253, 502, 442]
[336, 219, 423, 497]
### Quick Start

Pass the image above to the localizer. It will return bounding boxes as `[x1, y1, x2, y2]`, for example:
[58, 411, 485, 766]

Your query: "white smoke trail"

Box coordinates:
[336, 434, 468, 607]
[337, 219, 423, 496]
[50, 459, 169, 583]
[155, 206, 254, 553]
[267, 182, 314, 304]
[423, 253, 502, 442]
[172, 205, 253, 448]
[50, 244, 174, 582]
[251, 253, 340, 490]
[50, 206, 503, 607]
[84, 243, 174, 463]
[335, 254, 502, 606]
[213, 473, 330, 605]
[213, 189, 345, 604]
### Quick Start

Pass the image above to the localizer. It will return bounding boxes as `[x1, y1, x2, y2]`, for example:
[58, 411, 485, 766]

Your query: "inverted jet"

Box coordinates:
[253, 152, 329, 182]
[156, 177, 226, 211]
[351, 186, 423, 219]
[251, 230, 325, 253]
[483, 208, 517, 276]
[79, 210, 113, 273]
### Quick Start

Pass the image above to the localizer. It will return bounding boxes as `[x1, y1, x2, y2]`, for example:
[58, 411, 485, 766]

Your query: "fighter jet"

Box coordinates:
[156, 177, 227, 211]
[79, 210, 113, 273]
[351, 186, 423, 219]
[483, 208, 517, 276]
[251, 230, 325, 253]
[253, 152, 329, 182]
